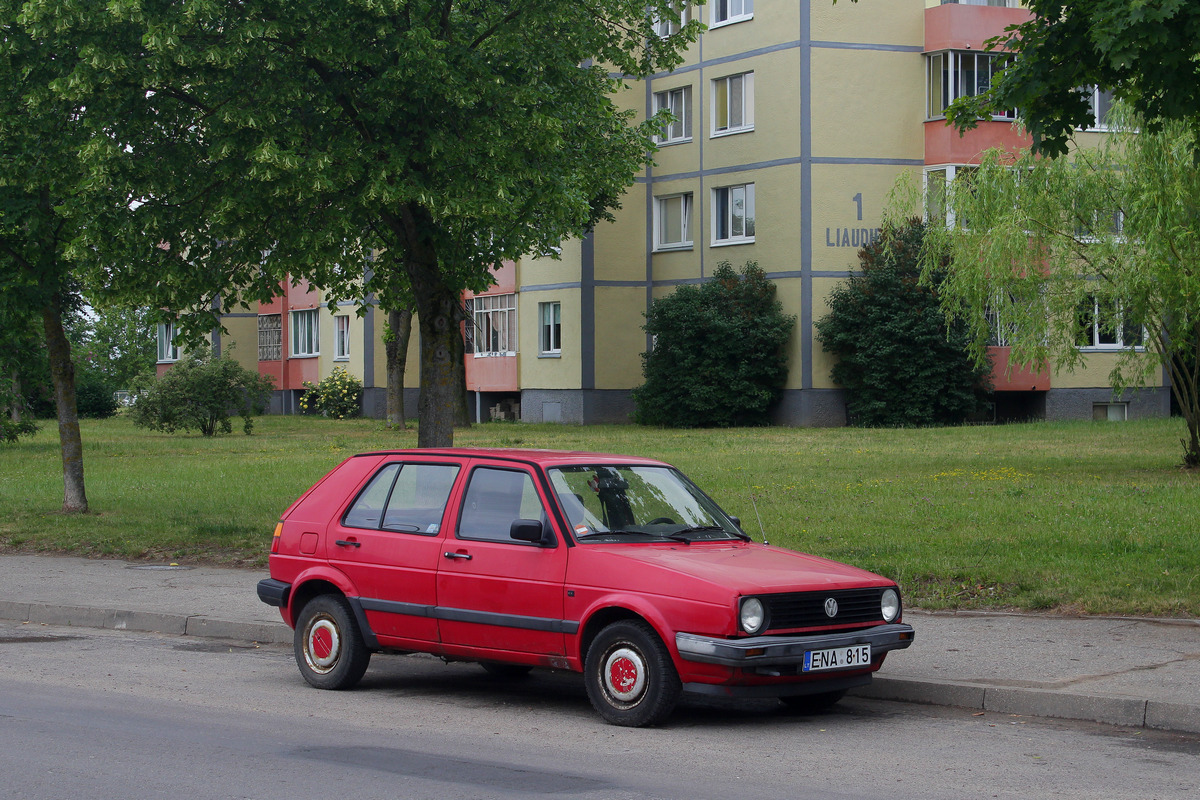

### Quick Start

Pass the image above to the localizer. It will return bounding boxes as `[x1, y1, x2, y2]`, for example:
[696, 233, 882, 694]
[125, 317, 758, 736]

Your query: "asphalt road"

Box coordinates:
[2, 621, 1198, 800]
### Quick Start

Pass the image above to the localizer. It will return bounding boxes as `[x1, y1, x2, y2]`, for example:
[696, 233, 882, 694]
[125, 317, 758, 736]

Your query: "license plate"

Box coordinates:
[803, 644, 871, 672]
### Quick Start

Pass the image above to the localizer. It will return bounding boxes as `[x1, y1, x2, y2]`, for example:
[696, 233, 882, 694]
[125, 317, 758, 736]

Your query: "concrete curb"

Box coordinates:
[0, 601, 292, 645]
[4, 600, 1197, 735]
[851, 676, 1200, 735]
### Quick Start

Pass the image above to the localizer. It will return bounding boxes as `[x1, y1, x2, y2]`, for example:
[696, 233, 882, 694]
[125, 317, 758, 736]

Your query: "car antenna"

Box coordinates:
[748, 492, 768, 545]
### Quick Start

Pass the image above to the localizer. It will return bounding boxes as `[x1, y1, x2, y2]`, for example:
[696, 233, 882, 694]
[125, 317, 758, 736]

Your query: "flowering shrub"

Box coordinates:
[300, 367, 363, 419]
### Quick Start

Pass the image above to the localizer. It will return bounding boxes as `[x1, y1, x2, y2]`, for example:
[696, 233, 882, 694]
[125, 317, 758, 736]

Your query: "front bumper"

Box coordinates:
[675, 622, 915, 668]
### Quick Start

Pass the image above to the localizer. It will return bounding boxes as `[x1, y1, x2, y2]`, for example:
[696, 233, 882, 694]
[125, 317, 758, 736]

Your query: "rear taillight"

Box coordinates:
[270, 522, 283, 554]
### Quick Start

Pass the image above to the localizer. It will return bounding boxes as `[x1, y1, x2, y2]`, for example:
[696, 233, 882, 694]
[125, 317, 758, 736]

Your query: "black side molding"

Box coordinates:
[257, 578, 291, 608]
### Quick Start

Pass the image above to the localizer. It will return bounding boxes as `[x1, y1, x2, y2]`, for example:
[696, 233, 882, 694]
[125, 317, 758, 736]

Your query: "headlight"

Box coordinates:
[881, 588, 901, 623]
[739, 597, 766, 634]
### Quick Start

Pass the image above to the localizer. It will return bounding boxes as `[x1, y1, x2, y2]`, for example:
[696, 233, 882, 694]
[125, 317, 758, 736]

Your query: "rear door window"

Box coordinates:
[343, 462, 459, 534]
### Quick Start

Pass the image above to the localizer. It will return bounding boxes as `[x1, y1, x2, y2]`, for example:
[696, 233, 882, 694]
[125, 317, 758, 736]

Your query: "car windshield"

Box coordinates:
[547, 465, 746, 543]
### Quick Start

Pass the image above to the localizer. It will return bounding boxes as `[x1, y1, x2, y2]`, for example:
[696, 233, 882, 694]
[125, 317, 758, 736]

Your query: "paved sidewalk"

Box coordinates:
[2, 554, 1198, 734]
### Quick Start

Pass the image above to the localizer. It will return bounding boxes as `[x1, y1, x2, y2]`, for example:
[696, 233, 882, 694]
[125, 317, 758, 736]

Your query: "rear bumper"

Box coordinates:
[675, 622, 915, 668]
[256, 578, 291, 608]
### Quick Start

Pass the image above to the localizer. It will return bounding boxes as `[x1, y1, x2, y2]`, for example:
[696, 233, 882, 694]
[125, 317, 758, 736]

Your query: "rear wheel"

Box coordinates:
[584, 620, 681, 727]
[294, 594, 370, 690]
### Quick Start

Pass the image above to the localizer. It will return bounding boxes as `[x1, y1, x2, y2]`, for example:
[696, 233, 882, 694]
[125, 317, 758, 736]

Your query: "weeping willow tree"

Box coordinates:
[891, 105, 1200, 468]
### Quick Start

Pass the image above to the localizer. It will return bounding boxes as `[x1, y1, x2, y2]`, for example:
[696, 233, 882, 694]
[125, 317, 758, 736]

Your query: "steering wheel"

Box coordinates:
[648, 517, 676, 525]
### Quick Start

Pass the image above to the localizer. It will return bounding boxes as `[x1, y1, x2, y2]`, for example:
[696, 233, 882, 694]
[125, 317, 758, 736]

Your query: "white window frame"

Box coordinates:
[711, 72, 754, 137]
[710, 0, 753, 28]
[1084, 86, 1115, 131]
[654, 192, 694, 251]
[1076, 296, 1145, 351]
[926, 51, 1016, 121]
[653, 86, 692, 145]
[712, 183, 755, 246]
[291, 309, 319, 357]
[471, 293, 517, 357]
[334, 314, 351, 360]
[539, 301, 562, 356]
[923, 164, 978, 228]
[156, 323, 179, 363]
[652, 2, 691, 38]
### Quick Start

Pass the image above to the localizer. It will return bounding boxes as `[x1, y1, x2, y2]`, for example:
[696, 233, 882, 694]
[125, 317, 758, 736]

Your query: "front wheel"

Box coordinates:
[584, 620, 681, 727]
[294, 594, 371, 690]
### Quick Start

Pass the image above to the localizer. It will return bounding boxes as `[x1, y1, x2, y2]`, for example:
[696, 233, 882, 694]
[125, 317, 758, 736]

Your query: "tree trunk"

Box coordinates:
[42, 300, 88, 513]
[384, 306, 413, 429]
[9, 371, 22, 423]
[405, 249, 470, 448]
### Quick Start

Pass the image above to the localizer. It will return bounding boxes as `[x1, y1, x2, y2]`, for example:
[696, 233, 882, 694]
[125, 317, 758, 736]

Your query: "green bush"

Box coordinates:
[633, 260, 795, 428]
[299, 367, 363, 419]
[130, 349, 274, 436]
[74, 370, 119, 419]
[815, 218, 991, 427]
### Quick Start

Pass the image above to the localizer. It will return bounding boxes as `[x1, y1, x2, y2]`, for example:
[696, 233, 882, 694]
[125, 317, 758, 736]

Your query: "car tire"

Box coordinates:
[480, 662, 533, 680]
[779, 689, 847, 713]
[585, 620, 681, 727]
[294, 594, 371, 690]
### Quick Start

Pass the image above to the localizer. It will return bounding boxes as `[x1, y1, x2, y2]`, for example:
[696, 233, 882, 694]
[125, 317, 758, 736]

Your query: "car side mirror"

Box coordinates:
[510, 519, 552, 546]
[729, 516, 741, 528]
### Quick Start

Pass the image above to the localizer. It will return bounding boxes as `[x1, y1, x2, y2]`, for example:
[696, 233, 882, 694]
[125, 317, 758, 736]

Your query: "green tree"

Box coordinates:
[897, 107, 1200, 467]
[42, 0, 703, 448]
[815, 219, 991, 427]
[936, 0, 1200, 157]
[73, 305, 157, 391]
[131, 348, 274, 437]
[634, 261, 795, 428]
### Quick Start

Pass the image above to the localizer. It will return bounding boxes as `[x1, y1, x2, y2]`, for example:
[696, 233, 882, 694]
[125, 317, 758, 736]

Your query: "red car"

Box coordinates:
[257, 448, 914, 726]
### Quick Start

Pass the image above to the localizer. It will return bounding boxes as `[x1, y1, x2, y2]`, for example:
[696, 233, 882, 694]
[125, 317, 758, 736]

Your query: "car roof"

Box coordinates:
[352, 447, 671, 468]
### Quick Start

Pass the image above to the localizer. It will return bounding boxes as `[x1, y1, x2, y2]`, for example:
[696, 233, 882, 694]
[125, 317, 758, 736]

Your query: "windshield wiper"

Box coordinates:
[672, 525, 752, 542]
[576, 530, 648, 540]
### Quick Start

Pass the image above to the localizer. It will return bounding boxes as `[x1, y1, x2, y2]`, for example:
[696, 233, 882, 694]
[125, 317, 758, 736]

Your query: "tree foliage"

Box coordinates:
[816, 219, 991, 427]
[938, 0, 1200, 157]
[893, 106, 1200, 467]
[25, 0, 703, 448]
[634, 261, 795, 428]
[131, 350, 274, 437]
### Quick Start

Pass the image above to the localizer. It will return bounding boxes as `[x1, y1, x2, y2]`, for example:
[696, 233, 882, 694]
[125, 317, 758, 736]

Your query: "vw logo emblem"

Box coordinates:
[824, 598, 839, 618]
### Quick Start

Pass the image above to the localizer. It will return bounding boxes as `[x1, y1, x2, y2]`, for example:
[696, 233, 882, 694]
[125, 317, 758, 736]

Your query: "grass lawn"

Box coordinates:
[1, 414, 1196, 617]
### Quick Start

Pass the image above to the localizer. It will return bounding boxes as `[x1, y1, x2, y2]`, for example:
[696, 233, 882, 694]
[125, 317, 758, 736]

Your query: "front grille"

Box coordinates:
[762, 588, 886, 631]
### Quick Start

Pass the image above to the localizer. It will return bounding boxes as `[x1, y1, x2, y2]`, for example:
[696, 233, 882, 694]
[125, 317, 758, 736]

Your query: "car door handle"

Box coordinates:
[443, 551, 472, 560]
[335, 539, 362, 548]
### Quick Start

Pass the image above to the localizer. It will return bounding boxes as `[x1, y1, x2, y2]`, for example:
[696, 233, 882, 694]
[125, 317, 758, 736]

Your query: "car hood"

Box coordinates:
[572, 541, 894, 597]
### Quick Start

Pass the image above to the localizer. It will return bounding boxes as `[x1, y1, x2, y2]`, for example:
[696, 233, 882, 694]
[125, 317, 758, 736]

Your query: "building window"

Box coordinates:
[291, 309, 319, 357]
[927, 51, 1016, 120]
[470, 293, 517, 356]
[653, 86, 692, 145]
[257, 314, 281, 361]
[1075, 296, 1144, 350]
[711, 0, 753, 27]
[713, 183, 755, 245]
[652, 2, 690, 37]
[1085, 86, 1116, 131]
[712, 72, 753, 136]
[924, 165, 977, 228]
[334, 314, 350, 360]
[156, 323, 179, 363]
[654, 193, 693, 250]
[1093, 402, 1128, 422]
[539, 302, 562, 356]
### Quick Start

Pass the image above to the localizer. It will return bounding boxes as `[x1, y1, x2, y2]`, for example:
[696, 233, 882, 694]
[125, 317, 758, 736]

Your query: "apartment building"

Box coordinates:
[161, 0, 1171, 425]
